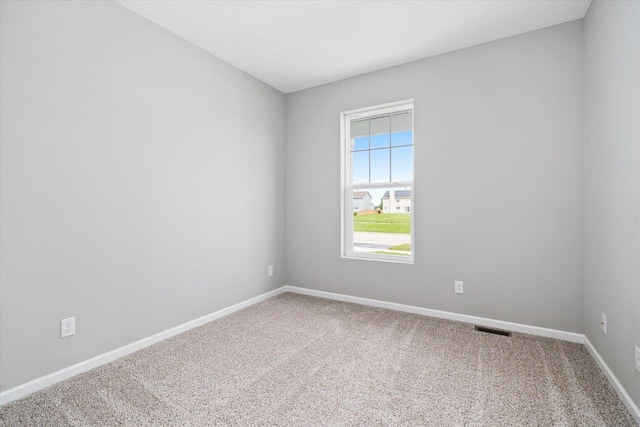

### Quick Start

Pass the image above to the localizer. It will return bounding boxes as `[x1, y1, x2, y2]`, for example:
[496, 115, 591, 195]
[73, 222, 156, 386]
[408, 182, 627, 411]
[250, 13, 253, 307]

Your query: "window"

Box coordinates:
[341, 100, 414, 263]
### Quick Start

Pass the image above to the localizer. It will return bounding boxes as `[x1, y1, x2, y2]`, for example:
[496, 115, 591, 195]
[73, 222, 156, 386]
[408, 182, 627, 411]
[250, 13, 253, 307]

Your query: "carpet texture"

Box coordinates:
[0, 292, 636, 426]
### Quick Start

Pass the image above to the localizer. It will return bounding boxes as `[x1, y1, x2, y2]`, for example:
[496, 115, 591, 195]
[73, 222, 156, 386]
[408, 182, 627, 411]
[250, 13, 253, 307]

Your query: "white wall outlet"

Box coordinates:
[635, 346, 640, 373]
[455, 281, 463, 294]
[61, 317, 75, 338]
[268, 266, 273, 277]
[601, 313, 607, 334]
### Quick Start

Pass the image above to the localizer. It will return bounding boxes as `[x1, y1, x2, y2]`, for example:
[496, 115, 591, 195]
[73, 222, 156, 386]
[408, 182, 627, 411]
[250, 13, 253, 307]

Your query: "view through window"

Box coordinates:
[341, 100, 414, 263]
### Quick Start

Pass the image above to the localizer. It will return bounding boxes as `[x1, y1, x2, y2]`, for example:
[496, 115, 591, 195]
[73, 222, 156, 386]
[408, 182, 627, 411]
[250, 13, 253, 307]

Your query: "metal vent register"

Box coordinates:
[474, 325, 512, 337]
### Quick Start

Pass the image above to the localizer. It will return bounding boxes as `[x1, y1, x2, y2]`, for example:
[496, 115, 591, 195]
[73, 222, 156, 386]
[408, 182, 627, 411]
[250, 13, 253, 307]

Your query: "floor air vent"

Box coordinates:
[474, 325, 512, 337]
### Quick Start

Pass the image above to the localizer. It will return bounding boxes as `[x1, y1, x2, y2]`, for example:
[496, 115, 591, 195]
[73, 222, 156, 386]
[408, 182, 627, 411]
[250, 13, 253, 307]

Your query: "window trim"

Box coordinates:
[340, 100, 415, 264]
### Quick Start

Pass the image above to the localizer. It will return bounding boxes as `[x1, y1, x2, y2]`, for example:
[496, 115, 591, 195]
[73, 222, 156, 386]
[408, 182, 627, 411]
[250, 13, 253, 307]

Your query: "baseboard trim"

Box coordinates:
[0, 286, 287, 406]
[284, 286, 584, 343]
[284, 286, 640, 423]
[583, 336, 640, 425]
[3, 285, 638, 424]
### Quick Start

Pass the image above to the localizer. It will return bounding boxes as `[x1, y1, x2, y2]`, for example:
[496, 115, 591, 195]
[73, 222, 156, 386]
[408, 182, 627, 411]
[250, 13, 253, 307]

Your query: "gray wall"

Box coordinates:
[3, 0, 637, 408]
[0, 1, 285, 392]
[286, 21, 584, 333]
[583, 0, 640, 408]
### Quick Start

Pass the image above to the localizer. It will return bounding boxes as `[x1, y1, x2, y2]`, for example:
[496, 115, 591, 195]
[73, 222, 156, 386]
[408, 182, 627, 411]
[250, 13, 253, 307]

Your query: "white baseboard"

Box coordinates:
[283, 286, 584, 343]
[284, 286, 640, 423]
[3, 284, 638, 425]
[0, 286, 287, 406]
[583, 336, 640, 425]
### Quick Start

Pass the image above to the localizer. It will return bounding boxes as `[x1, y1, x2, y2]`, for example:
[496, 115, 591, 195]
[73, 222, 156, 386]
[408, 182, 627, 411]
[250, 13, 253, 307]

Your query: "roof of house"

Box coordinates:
[382, 190, 411, 199]
[353, 191, 371, 199]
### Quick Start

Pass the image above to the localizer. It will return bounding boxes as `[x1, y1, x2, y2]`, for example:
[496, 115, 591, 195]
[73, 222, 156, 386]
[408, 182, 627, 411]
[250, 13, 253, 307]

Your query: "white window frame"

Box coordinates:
[340, 100, 414, 264]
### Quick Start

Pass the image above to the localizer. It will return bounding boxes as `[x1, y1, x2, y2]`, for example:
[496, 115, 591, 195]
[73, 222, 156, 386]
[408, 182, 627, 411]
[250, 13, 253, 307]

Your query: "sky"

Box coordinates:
[352, 130, 413, 183]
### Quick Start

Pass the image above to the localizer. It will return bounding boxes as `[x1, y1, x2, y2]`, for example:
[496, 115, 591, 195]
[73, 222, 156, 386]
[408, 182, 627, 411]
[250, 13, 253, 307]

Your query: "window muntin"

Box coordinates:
[341, 100, 414, 263]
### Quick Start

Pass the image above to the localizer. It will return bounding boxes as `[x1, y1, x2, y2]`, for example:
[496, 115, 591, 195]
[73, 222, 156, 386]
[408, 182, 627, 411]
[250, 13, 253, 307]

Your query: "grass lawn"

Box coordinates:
[373, 251, 410, 256]
[353, 213, 410, 234]
[389, 243, 411, 251]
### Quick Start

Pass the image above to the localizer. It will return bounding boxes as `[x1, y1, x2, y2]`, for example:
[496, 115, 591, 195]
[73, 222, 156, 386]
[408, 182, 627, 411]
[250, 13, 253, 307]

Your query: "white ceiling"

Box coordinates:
[115, 0, 591, 94]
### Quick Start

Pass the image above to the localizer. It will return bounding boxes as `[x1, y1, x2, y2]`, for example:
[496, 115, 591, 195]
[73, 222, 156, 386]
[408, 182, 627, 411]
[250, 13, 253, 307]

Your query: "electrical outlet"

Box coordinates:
[455, 281, 463, 294]
[268, 266, 273, 277]
[601, 313, 607, 334]
[635, 346, 640, 373]
[61, 317, 75, 338]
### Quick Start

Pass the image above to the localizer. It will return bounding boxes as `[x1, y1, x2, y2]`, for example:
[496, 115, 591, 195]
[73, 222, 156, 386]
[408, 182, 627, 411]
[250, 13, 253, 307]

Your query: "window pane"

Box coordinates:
[370, 148, 390, 182]
[351, 119, 369, 137]
[353, 136, 369, 151]
[391, 130, 412, 147]
[369, 116, 390, 149]
[352, 189, 373, 212]
[352, 187, 411, 257]
[352, 150, 369, 184]
[391, 112, 412, 147]
[391, 146, 413, 181]
[350, 119, 369, 152]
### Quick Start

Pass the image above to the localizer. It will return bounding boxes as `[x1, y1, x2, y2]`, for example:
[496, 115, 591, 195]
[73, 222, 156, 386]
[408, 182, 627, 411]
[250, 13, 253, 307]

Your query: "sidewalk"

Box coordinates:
[353, 232, 410, 249]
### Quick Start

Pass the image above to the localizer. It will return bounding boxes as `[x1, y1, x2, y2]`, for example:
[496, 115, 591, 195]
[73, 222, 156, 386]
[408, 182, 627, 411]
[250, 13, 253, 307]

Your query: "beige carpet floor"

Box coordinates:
[0, 292, 636, 426]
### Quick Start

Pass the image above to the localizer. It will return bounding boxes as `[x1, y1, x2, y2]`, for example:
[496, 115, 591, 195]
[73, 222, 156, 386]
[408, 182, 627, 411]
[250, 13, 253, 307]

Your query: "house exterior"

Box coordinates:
[382, 189, 411, 213]
[353, 191, 372, 211]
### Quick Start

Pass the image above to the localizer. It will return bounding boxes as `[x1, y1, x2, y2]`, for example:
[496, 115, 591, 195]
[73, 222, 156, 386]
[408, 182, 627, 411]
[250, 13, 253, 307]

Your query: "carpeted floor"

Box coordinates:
[0, 292, 636, 426]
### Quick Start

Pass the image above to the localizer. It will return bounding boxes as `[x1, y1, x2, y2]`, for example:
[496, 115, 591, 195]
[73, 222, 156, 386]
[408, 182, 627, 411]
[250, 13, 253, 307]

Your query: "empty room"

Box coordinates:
[1, 0, 639, 425]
